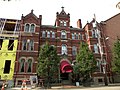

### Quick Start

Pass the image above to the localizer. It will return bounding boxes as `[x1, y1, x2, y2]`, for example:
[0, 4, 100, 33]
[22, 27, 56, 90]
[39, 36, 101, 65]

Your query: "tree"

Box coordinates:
[112, 39, 120, 74]
[37, 42, 60, 88]
[73, 42, 96, 85]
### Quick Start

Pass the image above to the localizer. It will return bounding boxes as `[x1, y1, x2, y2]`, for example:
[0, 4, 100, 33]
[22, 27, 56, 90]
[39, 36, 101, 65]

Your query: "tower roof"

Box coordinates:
[56, 7, 70, 18]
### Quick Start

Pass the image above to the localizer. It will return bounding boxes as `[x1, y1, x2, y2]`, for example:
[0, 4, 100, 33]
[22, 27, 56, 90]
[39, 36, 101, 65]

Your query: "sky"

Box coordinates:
[0, 0, 120, 27]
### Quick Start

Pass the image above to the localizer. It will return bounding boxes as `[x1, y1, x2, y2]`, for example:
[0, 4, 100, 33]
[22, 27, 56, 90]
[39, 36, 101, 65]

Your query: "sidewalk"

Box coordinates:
[6, 83, 120, 90]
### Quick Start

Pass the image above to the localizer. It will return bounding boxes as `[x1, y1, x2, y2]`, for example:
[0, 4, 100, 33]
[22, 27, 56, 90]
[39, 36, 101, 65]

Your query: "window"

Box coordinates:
[8, 40, 14, 50]
[82, 34, 84, 40]
[94, 44, 98, 53]
[27, 59, 32, 72]
[52, 32, 55, 38]
[25, 24, 30, 32]
[4, 60, 11, 74]
[24, 23, 36, 32]
[93, 22, 96, 28]
[97, 29, 101, 38]
[29, 40, 34, 51]
[92, 29, 98, 38]
[61, 31, 67, 39]
[47, 31, 50, 38]
[60, 20, 67, 26]
[92, 30, 95, 38]
[0, 39, 3, 50]
[79, 34, 82, 40]
[30, 24, 35, 32]
[61, 44, 67, 55]
[72, 46, 77, 56]
[20, 59, 25, 72]
[22, 40, 27, 50]
[42, 31, 46, 37]
[76, 34, 79, 40]
[63, 21, 67, 26]
[72, 33, 75, 40]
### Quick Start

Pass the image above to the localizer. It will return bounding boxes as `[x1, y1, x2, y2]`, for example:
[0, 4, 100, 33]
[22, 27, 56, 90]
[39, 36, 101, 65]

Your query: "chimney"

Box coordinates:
[77, 19, 82, 28]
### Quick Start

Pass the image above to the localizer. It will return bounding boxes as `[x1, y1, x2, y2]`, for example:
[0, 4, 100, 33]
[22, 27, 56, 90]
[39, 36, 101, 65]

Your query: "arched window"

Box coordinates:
[52, 32, 55, 38]
[22, 40, 27, 50]
[72, 33, 75, 40]
[94, 44, 98, 53]
[24, 24, 30, 32]
[30, 24, 35, 32]
[42, 31, 46, 37]
[29, 40, 34, 51]
[20, 59, 25, 72]
[27, 59, 32, 72]
[47, 31, 50, 38]
[72, 46, 77, 55]
[61, 31, 67, 39]
[61, 44, 67, 55]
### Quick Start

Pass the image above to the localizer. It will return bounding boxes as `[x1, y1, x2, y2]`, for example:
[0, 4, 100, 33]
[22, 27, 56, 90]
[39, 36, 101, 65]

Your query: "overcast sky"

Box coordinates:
[0, 0, 120, 27]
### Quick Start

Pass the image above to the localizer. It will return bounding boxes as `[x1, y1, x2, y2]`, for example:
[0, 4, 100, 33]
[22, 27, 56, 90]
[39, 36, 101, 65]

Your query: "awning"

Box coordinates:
[60, 60, 73, 73]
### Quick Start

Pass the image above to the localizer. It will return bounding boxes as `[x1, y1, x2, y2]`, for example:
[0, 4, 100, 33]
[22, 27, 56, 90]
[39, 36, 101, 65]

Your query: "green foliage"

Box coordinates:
[112, 39, 120, 73]
[37, 42, 60, 83]
[73, 42, 96, 83]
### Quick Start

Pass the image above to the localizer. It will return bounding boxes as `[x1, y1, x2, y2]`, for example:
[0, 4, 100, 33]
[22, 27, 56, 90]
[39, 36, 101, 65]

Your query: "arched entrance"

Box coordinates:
[60, 59, 73, 84]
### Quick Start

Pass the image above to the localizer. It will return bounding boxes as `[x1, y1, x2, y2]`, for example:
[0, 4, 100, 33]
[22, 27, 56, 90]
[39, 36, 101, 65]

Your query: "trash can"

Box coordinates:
[76, 82, 79, 86]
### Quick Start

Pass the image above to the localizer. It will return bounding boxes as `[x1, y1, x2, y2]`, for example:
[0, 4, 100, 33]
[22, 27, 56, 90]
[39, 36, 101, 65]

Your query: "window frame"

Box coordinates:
[61, 30, 67, 39]
[61, 44, 67, 55]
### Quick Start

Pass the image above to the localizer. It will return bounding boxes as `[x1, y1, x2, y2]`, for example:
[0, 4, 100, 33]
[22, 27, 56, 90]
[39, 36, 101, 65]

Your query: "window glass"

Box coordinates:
[76, 34, 79, 40]
[72, 33, 75, 40]
[22, 40, 27, 50]
[61, 31, 66, 39]
[61, 44, 67, 55]
[72, 46, 77, 55]
[52, 32, 55, 38]
[30, 24, 35, 32]
[47, 31, 50, 38]
[79, 34, 82, 40]
[20, 59, 25, 72]
[25, 24, 30, 32]
[42, 31, 46, 37]
[94, 44, 98, 53]
[29, 40, 34, 51]
[27, 59, 32, 72]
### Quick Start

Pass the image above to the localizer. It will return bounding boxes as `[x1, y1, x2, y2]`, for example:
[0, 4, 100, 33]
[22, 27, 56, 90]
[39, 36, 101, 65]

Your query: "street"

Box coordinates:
[6, 85, 120, 90]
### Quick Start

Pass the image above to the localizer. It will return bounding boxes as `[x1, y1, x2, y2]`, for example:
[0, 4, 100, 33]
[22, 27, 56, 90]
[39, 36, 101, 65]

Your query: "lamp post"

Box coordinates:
[102, 61, 108, 86]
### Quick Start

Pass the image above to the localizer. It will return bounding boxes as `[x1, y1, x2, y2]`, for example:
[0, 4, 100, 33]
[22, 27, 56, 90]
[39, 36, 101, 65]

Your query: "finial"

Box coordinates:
[31, 9, 34, 13]
[61, 6, 64, 10]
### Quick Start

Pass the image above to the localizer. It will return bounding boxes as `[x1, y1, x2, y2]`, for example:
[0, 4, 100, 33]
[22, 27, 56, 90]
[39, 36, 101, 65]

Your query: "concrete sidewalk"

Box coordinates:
[6, 83, 120, 90]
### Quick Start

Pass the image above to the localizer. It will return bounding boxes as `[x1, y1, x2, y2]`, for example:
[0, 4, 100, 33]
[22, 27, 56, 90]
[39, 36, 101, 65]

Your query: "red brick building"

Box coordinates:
[100, 13, 120, 83]
[14, 10, 42, 85]
[40, 7, 85, 83]
[1, 7, 118, 86]
[84, 19, 110, 85]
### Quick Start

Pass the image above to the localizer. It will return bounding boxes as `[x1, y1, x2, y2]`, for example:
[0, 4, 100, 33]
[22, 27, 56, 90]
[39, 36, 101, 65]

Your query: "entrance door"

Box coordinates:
[61, 73, 69, 80]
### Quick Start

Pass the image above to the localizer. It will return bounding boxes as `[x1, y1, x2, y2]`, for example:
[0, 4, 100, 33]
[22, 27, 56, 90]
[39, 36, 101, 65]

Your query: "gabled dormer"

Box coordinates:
[55, 7, 70, 27]
[21, 10, 42, 32]
[21, 10, 42, 26]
